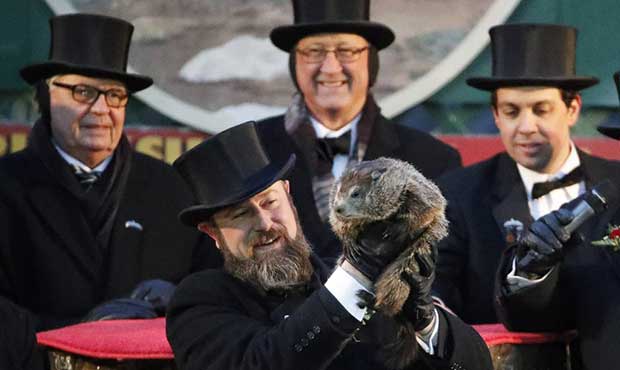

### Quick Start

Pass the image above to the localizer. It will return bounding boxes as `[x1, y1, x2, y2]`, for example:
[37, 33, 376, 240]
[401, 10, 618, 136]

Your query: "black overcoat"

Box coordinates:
[0, 121, 215, 332]
[0, 296, 42, 370]
[166, 256, 493, 370]
[256, 112, 462, 263]
[434, 150, 620, 324]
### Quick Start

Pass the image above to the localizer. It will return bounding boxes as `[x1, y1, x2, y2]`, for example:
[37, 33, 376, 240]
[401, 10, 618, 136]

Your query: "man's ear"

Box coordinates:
[197, 222, 220, 249]
[566, 93, 582, 128]
[282, 179, 290, 194]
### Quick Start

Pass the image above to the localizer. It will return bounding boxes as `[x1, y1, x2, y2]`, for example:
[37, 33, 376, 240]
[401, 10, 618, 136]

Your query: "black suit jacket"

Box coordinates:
[255, 113, 462, 263]
[434, 150, 620, 324]
[166, 256, 493, 370]
[0, 141, 215, 332]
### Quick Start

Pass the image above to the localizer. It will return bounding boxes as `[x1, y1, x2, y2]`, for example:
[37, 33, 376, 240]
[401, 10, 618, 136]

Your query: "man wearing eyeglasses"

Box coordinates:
[256, 0, 462, 265]
[0, 13, 214, 348]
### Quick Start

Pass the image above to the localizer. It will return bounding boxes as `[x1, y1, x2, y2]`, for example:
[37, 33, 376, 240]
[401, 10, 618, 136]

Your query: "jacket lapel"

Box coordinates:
[104, 203, 145, 298]
[490, 154, 533, 241]
[363, 115, 399, 160]
[28, 184, 100, 283]
[578, 150, 620, 281]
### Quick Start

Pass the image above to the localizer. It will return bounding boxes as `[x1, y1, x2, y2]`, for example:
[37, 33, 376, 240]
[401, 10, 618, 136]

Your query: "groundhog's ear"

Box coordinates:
[371, 168, 387, 181]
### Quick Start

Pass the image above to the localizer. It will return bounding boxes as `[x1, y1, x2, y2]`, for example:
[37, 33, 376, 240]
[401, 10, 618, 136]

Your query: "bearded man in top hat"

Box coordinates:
[432, 23, 620, 326]
[0, 13, 214, 341]
[166, 120, 492, 370]
[492, 71, 620, 370]
[254, 0, 462, 265]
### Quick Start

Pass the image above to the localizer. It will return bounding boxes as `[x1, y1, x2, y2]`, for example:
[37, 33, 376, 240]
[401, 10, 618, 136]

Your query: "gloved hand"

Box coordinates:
[516, 208, 581, 277]
[401, 251, 436, 331]
[129, 279, 176, 314]
[82, 298, 157, 322]
[345, 219, 411, 282]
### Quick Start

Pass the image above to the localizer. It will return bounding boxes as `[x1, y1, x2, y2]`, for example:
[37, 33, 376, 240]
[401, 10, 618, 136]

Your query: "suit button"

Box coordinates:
[331, 316, 341, 324]
[307, 332, 315, 340]
[301, 338, 309, 347]
[313, 326, 321, 334]
[294, 344, 303, 352]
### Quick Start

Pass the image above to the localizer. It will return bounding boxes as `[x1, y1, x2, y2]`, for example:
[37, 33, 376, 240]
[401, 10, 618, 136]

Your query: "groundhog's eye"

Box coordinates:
[350, 189, 361, 198]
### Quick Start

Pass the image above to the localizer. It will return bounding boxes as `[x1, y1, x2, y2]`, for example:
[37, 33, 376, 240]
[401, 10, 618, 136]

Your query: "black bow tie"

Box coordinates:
[531, 166, 584, 199]
[316, 131, 352, 163]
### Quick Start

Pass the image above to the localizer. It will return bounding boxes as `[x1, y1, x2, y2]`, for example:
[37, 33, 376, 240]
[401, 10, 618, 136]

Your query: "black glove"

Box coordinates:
[129, 279, 176, 314]
[516, 208, 581, 277]
[401, 252, 436, 331]
[82, 298, 157, 322]
[345, 219, 411, 282]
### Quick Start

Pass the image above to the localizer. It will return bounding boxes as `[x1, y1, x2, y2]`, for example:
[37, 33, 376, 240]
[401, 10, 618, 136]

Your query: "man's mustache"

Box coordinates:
[247, 226, 288, 249]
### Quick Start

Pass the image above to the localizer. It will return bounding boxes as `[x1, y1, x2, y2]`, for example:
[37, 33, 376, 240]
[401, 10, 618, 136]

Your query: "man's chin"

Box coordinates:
[223, 235, 314, 292]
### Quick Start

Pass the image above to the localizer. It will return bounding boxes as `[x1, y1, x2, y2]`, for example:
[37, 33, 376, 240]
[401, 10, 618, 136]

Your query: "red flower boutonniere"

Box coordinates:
[591, 225, 620, 252]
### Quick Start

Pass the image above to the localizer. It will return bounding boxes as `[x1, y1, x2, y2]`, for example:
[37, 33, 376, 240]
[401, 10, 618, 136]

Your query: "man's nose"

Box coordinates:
[517, 111, 538, 134]
[320, 50, 344, 74]
[89, 93, 111, 114]
[253, 208, 274, 231]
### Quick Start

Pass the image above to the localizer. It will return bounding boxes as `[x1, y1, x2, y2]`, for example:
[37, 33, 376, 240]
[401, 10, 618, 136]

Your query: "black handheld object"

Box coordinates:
[562, 180, 618, 234]
[516, 180, 619, 276]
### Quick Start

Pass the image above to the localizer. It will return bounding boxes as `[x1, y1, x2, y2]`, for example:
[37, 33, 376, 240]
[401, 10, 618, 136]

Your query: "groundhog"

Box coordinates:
[329, 157, 448, 369]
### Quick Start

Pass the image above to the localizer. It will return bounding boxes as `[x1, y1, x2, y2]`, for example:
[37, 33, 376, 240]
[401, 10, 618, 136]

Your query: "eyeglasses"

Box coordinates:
[295, 46, 369, 64]
[52, 82, 129, 108]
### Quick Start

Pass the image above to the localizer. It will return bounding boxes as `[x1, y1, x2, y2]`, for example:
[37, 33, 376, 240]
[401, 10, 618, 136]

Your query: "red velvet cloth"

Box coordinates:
[37, 319, 576, 360]
[474, 323, 576, 346]
[36, 318, 173, 360]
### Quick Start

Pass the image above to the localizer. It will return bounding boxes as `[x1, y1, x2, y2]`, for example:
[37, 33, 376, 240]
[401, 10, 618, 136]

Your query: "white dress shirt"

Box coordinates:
[508, 143, 584, 288]
[54, 142, 113, 173]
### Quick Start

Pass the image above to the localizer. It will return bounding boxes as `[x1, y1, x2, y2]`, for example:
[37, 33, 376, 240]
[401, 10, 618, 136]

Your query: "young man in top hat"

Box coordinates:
[0, 13, 215, 339]
[432, 23, 620, 325]
[255, 0, 462, 265]
[166, 120, 492, 370]
[493, 71, 620, 370]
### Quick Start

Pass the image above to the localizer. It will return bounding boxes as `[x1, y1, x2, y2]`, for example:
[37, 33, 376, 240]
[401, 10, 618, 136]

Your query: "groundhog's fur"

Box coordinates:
[329, 157, 448, 369]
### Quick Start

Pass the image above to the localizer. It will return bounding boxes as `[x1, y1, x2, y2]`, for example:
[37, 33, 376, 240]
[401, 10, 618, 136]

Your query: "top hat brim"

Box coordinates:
[466, 76, 599, 91]
[20, 61, 153, 92]
[178, 154, 296, 227]
[270, 21, 395, 51]
[597, 124, 620, 140]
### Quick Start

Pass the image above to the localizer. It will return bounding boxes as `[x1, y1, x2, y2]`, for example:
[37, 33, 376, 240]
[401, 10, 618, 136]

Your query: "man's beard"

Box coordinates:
[220, 221, 314, 293]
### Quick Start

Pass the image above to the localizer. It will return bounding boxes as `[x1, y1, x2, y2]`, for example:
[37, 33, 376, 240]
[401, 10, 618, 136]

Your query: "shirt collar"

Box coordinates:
[310, 113, 361, 139]
[53, 142, 113, 173]
[517, 142, 581, 199]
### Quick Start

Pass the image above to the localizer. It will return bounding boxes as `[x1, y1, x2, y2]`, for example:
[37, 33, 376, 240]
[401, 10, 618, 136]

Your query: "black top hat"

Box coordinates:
[596, 71, 620, 140]
[174, 121, 296, 227]
[270, 0, 395, 52]
[467, 24, 598, 91]
[20, 13, 152, 92]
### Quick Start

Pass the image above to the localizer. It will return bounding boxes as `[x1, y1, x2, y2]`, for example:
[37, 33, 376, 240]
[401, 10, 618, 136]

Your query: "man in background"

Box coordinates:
[434, 23, 620, 324]
[257, 0, 462, 264]
[0, 13, 214, 338]
[495, 71, 620, 370]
